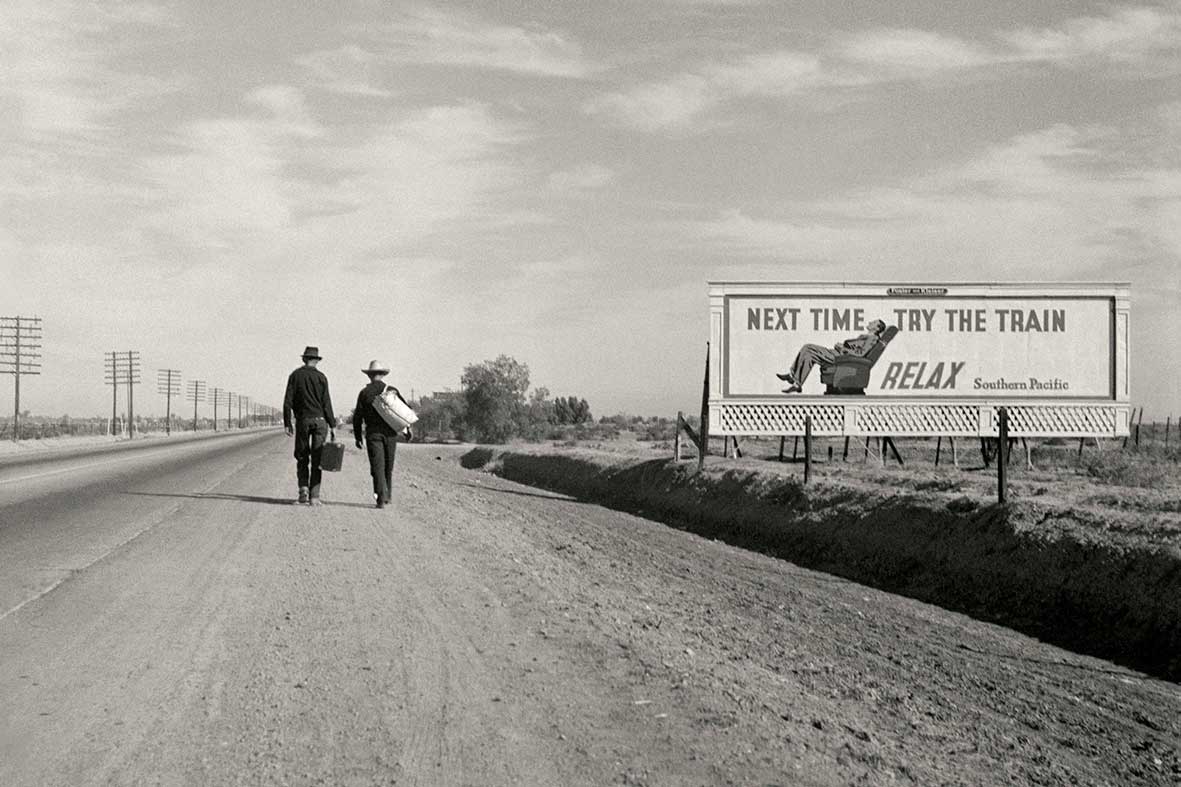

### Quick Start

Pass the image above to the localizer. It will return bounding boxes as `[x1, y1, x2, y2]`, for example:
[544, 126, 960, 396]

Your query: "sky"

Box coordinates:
[1, 0, 1179, 420]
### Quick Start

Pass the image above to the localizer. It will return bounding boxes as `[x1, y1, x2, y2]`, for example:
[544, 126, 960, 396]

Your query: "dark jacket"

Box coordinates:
[283, 365, 335, 429]
[353, 380, 409, 441]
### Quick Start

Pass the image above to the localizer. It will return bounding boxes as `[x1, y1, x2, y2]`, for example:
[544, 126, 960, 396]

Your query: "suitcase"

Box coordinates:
[320, 441, 345, 472]
[372, 388, 419, 431]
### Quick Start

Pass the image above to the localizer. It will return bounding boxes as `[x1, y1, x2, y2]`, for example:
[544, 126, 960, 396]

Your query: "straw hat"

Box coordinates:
[362, 360, 390, 376]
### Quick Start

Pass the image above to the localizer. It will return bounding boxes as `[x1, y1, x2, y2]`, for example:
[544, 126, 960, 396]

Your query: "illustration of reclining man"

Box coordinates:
[776, 318, 894, 394]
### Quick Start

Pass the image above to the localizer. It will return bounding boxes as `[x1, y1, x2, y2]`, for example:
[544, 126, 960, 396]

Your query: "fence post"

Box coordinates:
[997, 407, 1009, 504]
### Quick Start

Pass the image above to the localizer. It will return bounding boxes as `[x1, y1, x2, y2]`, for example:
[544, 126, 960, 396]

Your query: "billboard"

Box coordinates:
[714, 283, 1127, 401]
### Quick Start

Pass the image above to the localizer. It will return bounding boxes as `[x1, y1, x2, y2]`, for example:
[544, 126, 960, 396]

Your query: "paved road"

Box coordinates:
[1, 433, 1178, 786]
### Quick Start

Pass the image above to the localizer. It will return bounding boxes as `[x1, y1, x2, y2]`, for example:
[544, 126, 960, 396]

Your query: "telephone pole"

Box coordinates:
[157, 369, 182, 436]
[104, 351, 141, 437]
[0, 316, 42, 442]
[186, 379, 207, 431]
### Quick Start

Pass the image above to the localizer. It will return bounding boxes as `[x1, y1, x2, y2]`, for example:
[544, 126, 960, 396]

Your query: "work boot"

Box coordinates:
[297, 487, 309, 505]
[776, 371, 796, 384]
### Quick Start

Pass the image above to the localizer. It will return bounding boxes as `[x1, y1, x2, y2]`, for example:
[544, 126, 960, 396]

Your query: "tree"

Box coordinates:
[553, 395, 592, 425]
[460, 355, 531, 443]
[416, 391, 465, 441]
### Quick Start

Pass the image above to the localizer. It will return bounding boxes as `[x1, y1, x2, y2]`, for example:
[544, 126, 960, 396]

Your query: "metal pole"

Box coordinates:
[998, 407, 1009, 504]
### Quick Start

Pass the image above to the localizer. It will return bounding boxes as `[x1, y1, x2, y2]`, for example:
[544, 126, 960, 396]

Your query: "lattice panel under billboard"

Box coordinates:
[713, 401, 1124, 437]
[990, 405, 1117, 437]
[855, 404, 978, 436]
[720, 403, 844, 434]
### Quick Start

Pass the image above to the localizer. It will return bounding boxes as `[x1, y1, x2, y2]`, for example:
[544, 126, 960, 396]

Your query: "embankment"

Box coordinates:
[462, 447, 1181, 682]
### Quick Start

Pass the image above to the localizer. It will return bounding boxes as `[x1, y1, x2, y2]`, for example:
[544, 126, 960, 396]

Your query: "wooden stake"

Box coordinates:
[951, 437, 958, 468]
[778, 435, 786, 462]
[842, 436, 850, 462]
[935, 436, 943, 467]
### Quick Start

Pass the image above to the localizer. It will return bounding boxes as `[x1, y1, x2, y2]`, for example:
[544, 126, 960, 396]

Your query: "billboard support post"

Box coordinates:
[697, 342, 710, 472]
[998, 407, 1009, 504]
[804, 415, 812, 484]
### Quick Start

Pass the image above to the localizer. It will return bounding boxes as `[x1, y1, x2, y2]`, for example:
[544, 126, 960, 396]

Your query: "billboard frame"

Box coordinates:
[708, 281, 1131, 438]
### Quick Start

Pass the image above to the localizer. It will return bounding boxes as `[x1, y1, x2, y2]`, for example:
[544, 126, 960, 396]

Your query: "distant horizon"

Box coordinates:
[3, 1, 1178, 419]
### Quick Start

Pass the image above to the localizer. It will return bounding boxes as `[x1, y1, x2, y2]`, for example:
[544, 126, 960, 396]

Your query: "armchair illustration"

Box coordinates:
[821, 325, 899, 395]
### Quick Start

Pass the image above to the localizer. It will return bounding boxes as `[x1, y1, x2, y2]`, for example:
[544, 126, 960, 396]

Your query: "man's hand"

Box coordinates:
[355, 439, 364, 450]
[403, 427, 413, 442]
[285, 426, 294, 437]
[329, 429, 335, 442]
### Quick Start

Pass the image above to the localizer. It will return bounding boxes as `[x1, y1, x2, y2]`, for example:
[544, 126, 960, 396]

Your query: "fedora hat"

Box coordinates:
[362, 359, 390, 375]
[301, 346, 322, 360]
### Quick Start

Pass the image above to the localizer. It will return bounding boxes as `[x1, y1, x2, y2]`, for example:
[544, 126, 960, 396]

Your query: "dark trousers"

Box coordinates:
[294, 417, 329, 497]
[365, 433, 398, 504]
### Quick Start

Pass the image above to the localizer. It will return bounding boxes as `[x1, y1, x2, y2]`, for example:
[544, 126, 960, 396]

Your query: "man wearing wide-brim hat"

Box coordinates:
[283, 346, 337, 505]
[353, 360, 413, 510]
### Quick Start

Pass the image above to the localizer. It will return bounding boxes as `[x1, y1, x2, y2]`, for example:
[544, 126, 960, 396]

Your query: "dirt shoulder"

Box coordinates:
[462, 444, 1181, 683]
[4, 440, 1180, 785]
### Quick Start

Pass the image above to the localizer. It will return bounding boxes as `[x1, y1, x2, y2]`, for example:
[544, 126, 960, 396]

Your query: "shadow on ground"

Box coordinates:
[122, 491, 376, 509]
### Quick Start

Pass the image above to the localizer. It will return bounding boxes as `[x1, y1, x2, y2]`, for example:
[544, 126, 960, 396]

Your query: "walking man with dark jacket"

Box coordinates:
[353, 360, 413, 509]
[284, 346, 336, 505]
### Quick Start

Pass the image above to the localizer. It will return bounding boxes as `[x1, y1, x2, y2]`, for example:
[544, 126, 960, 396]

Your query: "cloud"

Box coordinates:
[144, 117, 294, 246]
[1004, 5, 1181, 68]
[683, 120, 1181, 281]
[589, 5, 1181, 132]
[547, 163, 615, 192]
[296, 46, 392, 97]
[246, 85, 323, 138]
[372, 6, 595, 78]
[0, 0, 174, 139]
[516, 253, 599, 277]
[586, 75, 712, 132]
[836, 29, 991, 75]
[586, 52, 821, 131]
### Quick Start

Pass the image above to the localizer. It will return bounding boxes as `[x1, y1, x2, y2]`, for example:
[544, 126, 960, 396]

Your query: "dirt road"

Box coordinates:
[1, 433, 1178, 785]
